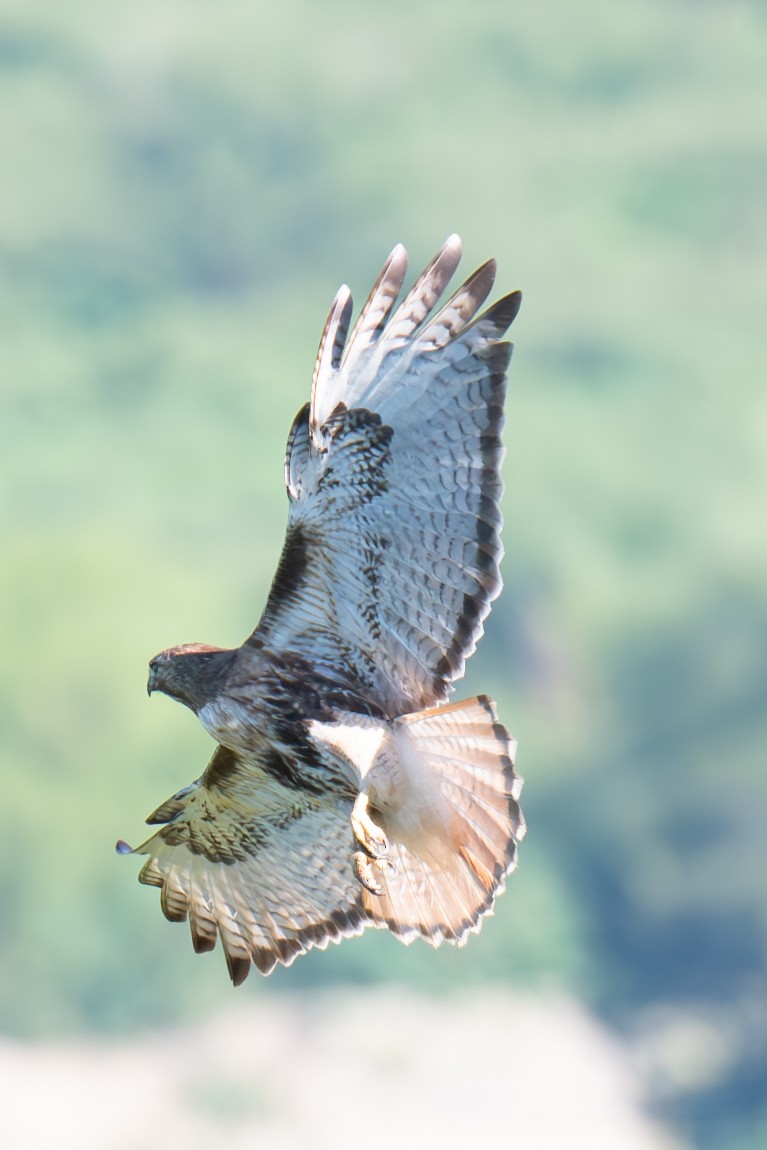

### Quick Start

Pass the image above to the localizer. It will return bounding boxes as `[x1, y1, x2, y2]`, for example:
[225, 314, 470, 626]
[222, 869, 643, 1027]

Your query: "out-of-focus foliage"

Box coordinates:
[1, 1, 765, 1146]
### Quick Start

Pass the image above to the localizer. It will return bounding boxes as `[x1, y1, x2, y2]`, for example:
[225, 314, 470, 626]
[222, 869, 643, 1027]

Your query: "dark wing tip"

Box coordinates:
[488, 290, 522, 334]
[190, 930, 218, 955]
[145, 797, 185, 825]
[251, 947, 280, 976]
[465, 257, 497, 301]
[226, 952, 252, 986]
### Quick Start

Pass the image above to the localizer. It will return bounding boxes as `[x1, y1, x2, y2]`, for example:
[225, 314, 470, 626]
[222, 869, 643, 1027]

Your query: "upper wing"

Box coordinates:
[125, 744, 368, 983]
[249, 235, 521, 718]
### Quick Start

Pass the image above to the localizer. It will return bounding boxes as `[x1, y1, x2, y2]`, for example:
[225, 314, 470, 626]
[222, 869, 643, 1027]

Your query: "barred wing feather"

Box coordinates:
[129, 746, 367, 983]
[253, 236, 521, 717]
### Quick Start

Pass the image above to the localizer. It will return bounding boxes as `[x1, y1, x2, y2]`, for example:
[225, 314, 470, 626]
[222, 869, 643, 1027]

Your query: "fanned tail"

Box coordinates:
[360, 696, 525, 945]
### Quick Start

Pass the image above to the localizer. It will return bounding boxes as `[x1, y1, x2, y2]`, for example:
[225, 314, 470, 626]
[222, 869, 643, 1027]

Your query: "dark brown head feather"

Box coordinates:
[147, 644, 236, 713]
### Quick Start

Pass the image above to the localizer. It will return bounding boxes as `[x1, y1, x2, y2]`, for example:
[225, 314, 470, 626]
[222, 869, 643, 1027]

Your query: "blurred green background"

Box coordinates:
[1, 0, 765, 1146]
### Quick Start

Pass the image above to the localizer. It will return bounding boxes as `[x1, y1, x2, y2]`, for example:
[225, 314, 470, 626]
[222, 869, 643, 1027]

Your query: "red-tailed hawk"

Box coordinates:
[118, 236, 525, 984]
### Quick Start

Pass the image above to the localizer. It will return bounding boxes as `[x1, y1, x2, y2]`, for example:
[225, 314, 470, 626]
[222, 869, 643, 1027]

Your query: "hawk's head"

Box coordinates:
[147, 644, 236, 713]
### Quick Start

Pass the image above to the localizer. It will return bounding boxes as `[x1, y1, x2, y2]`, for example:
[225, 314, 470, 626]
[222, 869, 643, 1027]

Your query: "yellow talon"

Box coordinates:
[352, 849, 398, 896]
[351, 791, 388, 858]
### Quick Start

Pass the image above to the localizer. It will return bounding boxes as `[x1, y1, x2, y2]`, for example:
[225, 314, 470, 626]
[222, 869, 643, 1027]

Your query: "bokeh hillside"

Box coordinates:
[1, 2, 765, 1147]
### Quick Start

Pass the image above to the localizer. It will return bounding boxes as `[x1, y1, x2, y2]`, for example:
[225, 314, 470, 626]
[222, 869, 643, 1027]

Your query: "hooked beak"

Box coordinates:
[147, 665, 158, 697]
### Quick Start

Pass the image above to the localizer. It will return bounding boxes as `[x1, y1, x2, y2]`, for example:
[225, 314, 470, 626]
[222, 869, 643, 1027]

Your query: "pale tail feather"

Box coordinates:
[360, 695, 525, 944]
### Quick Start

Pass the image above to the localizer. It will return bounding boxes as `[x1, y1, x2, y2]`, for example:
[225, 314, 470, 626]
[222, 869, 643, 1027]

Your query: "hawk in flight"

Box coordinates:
[119, 235, 525, 983]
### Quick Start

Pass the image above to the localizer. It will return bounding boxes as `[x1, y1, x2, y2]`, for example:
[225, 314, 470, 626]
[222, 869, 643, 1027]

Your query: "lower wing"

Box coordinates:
[119, 744, 368, 983]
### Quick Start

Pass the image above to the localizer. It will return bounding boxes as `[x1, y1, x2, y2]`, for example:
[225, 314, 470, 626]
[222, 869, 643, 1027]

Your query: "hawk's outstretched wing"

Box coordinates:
[127, 744, 367, 984]
[250, 235, 521, 717]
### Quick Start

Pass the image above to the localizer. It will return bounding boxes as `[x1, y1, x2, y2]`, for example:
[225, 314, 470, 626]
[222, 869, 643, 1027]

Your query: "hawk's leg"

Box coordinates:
[351, 792, 397, 894]
[351, 790, 388, 858]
